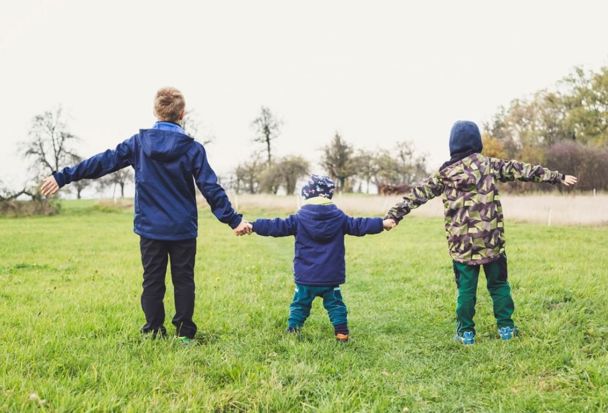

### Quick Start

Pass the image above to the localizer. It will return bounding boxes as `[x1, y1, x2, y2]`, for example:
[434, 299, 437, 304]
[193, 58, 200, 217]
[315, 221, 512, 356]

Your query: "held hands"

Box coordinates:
[234, 221, 253, 236]
[383, 218, 397, 231]
[561, 175, 578, 187]
[40, 176, 59, 197]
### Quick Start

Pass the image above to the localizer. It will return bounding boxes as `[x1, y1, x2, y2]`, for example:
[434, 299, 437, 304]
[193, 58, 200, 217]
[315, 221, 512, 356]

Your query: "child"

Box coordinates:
[40, 87, 251, 343]
[243, 175, 394, 342]
[384, 120, 577, 345]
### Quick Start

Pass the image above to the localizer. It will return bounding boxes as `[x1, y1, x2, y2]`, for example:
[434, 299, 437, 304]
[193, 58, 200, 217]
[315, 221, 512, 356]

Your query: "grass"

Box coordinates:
[0, 200, 607, 412]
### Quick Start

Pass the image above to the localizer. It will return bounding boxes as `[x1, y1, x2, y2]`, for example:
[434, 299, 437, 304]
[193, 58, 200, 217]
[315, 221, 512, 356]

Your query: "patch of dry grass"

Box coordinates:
[223, 193, 608, 226]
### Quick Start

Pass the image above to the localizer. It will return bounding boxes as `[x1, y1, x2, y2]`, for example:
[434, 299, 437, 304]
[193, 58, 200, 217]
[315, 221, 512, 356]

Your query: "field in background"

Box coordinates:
[227, 193, 608, 226]
[0, 201, 607, 411]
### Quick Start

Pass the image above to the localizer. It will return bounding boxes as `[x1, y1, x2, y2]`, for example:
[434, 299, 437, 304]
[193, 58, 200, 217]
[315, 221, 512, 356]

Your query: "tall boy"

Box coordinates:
[244, 175, 394, 342]
[385, 121, 577, 345]
[40, 87, 251, 342]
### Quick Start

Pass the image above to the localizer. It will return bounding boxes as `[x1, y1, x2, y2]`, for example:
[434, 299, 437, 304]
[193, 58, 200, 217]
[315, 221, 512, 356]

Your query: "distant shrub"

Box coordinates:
[92, 200, 132, 213]
[545, 141, 608, 191]
[0, 199, 60, 217]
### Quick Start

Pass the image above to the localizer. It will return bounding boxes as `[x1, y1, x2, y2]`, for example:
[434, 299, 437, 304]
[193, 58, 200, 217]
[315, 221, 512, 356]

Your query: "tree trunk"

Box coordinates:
[120, 183, 125, 198]
[266, 135, 272, 167]
[77, 188, 82, 199]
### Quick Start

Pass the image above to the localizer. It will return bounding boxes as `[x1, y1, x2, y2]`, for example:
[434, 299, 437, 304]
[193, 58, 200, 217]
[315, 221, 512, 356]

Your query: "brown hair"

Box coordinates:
[154, 87, 185, 122]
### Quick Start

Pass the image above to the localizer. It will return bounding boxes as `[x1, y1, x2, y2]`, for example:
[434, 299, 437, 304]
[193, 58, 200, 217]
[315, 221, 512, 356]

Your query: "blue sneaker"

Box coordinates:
[455, 331, 475, 345]
[177, 336, 196, 346]
[498, 326, 518, 340]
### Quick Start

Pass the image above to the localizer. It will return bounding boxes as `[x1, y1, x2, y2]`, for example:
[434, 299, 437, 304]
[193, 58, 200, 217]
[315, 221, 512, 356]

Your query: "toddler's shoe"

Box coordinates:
[498, 326, 518, 341]
[335, 333, 349, 343]
[455, 331, 475, 345]
[286, 326, 301, 334]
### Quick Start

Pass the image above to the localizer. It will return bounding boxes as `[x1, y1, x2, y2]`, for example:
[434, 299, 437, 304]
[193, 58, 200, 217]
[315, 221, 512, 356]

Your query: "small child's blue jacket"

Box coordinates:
[252, 201, 383, 286]
[53, 123, 242, 240]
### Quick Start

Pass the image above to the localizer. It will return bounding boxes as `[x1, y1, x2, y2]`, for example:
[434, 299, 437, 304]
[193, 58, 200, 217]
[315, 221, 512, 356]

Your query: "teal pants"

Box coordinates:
[288, 284, 348, 332]
[453, 255, 515, 336]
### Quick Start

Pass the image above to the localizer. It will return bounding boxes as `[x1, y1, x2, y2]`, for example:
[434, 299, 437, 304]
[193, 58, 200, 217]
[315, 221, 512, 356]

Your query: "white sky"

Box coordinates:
[1, 0, 608, 192]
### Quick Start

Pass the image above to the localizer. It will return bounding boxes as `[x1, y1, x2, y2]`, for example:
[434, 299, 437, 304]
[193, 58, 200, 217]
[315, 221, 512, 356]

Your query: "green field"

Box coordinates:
[1, 201, 607, 412]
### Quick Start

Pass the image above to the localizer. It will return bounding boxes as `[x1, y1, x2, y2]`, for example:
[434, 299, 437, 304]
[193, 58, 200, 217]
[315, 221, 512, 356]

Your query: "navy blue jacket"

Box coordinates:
[252, 203, 383, 286]
[53, 124, 242, 240]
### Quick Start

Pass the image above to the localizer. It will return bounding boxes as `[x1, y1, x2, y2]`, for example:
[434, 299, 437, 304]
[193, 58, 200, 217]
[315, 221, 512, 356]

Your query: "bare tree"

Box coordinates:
[97, 169, 134, 199]
[353, 149, 378, 193]
[393, 141, 428, 185]
[64, 154, 92, 199]
[251, 106, 281, 167]
[182, 109, 213, 145]
[279, 156, 309, 195]
[21, 107, 79, 177]
[0, 179, 38, 202]
[235, 156, 265, 194]
[259, 155, 310, 194]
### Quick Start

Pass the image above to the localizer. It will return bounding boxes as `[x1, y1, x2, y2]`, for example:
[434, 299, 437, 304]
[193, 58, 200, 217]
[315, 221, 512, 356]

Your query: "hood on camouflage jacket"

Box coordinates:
[385, 153, 564, 265]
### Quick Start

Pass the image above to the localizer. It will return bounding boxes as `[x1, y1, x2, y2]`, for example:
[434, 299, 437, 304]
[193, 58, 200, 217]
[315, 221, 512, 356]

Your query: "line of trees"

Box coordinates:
[3, 62, 607, 204]
[232, 108, 429, 195]
[483, 65, 608, 191]
[320, 133, 428, 194]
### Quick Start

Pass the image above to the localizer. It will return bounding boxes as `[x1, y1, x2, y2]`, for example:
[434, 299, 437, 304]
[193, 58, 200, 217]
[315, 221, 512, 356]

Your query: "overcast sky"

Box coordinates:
[1, 0, 607, 191]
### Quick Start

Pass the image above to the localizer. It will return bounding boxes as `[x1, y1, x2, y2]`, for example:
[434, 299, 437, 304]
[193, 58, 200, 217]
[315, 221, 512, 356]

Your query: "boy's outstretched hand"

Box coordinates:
[40, 176, 59, 197]
[562, 175, 578, 186]
[383, 218, 396, 231]
[234, 221, 253, 236]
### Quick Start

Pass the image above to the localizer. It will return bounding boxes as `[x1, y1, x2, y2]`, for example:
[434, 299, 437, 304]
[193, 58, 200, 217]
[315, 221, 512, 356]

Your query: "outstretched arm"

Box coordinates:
[40, 137, 135, 197]
[384, 173, 444, 224]
[489, 158, 577, 185]
[252, 215, 297, 237]
[345, 216, 384, 236]
[192, 145, 244, 230]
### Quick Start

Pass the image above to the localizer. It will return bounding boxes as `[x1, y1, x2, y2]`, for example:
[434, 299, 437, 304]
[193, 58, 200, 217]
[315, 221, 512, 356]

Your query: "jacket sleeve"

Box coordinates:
[344, 216, 384, 236]
[52, 137, 135, 187]
[489, 158, 563, 184]
[384, 172, 444, 223]
[252, 215, 297, 237]
[192, 144, 242, 229]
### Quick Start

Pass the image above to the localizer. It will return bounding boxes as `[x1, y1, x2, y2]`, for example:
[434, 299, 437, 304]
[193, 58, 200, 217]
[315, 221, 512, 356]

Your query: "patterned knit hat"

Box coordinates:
[301, 175, 335, 199]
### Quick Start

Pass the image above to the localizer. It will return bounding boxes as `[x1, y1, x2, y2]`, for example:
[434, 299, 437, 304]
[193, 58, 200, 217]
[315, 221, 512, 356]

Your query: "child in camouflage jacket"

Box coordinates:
[385, 121, 577, 345]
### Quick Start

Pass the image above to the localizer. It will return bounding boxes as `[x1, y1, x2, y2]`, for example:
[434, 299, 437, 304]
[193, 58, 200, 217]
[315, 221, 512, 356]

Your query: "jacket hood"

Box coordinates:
[449, 121, 483, 156]
[297, 204, 344, 242]
[140, 129, 194, 162]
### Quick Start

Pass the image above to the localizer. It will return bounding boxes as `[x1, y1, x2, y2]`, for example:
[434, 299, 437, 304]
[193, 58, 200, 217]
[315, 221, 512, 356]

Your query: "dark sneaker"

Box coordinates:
[141, 326, 167, 339]
[455, 331, 475, 345]
[286, 327, 301, 334]
[335, 333, 349, 343]
[498, 326, 518, 340]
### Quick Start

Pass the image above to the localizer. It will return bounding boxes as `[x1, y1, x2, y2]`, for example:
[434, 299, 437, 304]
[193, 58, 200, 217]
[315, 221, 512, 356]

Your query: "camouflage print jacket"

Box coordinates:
[385, 153, 563, 265]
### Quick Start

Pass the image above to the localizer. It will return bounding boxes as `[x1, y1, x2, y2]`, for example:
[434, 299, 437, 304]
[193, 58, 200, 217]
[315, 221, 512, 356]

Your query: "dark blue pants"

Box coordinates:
[140, 237, 197, 338]
[288, 284, 348, 334]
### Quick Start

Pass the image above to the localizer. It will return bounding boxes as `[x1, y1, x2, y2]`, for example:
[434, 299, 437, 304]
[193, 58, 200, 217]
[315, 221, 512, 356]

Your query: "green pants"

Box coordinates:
[453, 255, 515, 336]
[288, 284, 348, 332]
